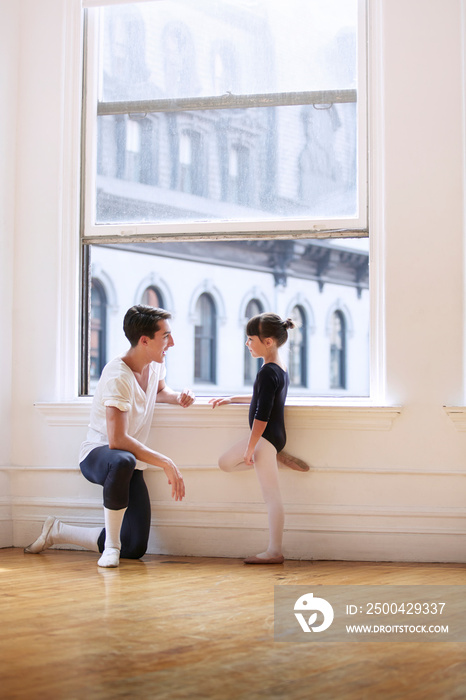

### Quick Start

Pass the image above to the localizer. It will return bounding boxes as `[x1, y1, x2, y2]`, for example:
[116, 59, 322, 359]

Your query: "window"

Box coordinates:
[194, 293, 217, 383]
[212, 43, 238, 95]
[228, 145, 250, 205]
[289, 305, 307, 388]
[330, 310, 346, 390]
[81, 0, 367, 397]
[90, 279, 107, 383]
[178, 130, 206, 196]
[125, 119, 142, 182]
[141, 285, 164, 308]
[244, 298, 264, 383]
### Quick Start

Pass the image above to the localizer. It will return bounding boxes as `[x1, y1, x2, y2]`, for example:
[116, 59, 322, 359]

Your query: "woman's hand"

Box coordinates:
[162, 458, 185, 501]
[177, 388, 195, 408]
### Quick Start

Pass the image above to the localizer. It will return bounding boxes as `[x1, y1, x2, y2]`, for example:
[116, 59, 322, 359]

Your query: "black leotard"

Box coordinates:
[249, 362, 289, 453]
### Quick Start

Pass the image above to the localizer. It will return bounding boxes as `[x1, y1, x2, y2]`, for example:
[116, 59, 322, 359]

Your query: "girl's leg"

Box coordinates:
[249, 437, 284, 560]
[218, 436, 253, 472]
[218, 436, 284, 561]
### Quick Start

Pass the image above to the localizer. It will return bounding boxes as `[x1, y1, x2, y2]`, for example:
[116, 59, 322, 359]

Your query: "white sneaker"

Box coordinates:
[24, 516, 57, 554]
[97, 547, 120, 568]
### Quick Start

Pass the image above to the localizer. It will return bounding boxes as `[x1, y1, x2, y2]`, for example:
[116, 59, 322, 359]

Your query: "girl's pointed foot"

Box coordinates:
[277, 451, 310, 472]
[244, 552, 284, 564]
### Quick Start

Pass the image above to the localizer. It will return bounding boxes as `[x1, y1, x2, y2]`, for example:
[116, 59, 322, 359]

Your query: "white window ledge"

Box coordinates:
[35, 399, 401, 431]
[444, 406, 466, 430]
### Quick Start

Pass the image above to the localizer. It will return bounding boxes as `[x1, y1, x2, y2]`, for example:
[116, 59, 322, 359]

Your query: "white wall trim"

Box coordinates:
[3, 463, 464, 477]
[34, 400, 402, 430]
[444, 406, 466, 430]
[9, 497, 466, 561]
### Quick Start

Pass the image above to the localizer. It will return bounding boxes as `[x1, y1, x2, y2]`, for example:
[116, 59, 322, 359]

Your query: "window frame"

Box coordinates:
[79, 0, 371, 398]
[81, 0, 368, 243]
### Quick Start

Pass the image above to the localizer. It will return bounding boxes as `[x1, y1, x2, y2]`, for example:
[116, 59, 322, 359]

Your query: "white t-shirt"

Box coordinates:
[79, 357, 166, 469]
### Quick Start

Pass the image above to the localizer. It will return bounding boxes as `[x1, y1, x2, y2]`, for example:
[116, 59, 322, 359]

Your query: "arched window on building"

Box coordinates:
[163, 23, 197, 96]
[140, 118, 157, 185]
[212, 44, 237, 95]
[244, 298, 263, 383]
[330, 310, 346, 389]
[114, 116, 157, 185]
[194, 293, 217, 383]
[289, 305, 307, 387]
[141, 285, 164, 309]
[125, 118, 142, 182]
[179, 130, 205, 196]
[228, 145, 250, 205]
[90, 279, 107, 383]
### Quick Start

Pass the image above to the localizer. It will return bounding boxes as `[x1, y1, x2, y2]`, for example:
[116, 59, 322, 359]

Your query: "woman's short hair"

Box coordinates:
[123, 305, 172, 347]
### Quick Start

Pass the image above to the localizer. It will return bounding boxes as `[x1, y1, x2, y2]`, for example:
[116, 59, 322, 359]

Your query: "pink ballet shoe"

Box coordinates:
[277, 452, 310, 472]
[243, 554, 285, 565]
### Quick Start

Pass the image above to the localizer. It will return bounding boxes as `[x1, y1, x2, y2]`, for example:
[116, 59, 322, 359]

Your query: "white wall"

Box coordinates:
[0, 0, 19, 544]
[2, 0, 466, 562]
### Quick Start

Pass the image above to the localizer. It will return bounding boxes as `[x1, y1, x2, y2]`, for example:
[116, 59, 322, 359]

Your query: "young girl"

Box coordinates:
[210, 312, 308, 565]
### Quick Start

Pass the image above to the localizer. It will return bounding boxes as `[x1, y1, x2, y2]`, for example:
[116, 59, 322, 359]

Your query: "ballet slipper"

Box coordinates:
[97, 547, 120, 568]
[277, 451, 310, 472]
[243, 554, 285, 565]
[24, 516, 57, 554]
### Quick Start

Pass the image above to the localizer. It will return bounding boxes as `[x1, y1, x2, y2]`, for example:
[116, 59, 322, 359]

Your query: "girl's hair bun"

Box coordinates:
[284, 317, 296, 330]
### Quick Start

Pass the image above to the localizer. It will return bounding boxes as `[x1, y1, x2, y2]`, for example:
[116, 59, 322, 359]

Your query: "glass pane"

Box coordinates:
[93, 0, 360, 226]
[87, 237, 369, 396]
[99, 0, 358, 102]
[96, 102, 357, 224]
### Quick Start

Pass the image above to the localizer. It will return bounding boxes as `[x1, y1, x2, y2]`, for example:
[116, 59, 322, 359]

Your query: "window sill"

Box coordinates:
[35, 399, 401, 431]
[443, 406, 466, 430]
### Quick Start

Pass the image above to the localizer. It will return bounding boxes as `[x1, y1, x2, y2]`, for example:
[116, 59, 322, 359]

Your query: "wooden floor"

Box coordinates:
[0, 548, 465, 700]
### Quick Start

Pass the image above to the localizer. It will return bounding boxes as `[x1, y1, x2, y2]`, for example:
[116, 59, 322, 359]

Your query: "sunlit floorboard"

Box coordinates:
[0, 548, 465, 699]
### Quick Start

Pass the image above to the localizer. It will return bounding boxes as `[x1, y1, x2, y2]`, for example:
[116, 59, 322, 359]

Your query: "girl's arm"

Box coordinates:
[209, 394, 252, 408]
[244, 419, 268, 465]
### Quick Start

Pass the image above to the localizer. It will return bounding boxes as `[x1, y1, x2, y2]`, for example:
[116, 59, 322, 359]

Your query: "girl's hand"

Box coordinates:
[209, 397, 232, 408]
[243, 447, 255, 466]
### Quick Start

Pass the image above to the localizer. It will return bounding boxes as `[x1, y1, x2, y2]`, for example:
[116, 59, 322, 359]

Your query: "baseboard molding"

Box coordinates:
[6, 497, 466, 563]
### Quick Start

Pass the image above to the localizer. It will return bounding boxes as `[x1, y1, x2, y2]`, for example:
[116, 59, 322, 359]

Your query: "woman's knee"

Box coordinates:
[103, 452, 137, 509]
[122, 542, 148, 560]
[112, 450, 137, 474]
[120, 530, 149, 560]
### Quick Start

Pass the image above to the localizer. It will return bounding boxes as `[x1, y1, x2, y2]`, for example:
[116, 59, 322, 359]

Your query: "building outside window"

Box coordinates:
[288, 305, 307, 388]
[330, 310, 346, 390]
[90, 279, 107, 383]
[244, 298, 264, 384]
[141, 285, 164, 308]
[194, 293, 217, 383]
[179, 131, 205, 196]
[125, 119, 142, 182]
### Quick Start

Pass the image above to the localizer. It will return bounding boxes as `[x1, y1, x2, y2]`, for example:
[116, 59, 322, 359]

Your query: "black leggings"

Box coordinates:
[80, 445, 151, 560]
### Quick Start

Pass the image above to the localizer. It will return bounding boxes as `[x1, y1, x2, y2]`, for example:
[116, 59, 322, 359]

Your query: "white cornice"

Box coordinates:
[34, 400, 401, 431]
